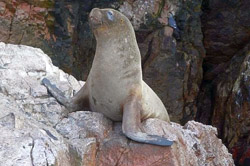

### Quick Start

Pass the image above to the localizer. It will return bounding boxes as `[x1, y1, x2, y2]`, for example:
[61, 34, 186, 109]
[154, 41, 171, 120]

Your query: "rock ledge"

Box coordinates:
[0, 42, 234, 166]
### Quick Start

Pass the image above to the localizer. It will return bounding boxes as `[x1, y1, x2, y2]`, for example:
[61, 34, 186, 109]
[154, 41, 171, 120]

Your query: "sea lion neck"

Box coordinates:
[94, 27, 132, 44]
[93, 19, 134, 40]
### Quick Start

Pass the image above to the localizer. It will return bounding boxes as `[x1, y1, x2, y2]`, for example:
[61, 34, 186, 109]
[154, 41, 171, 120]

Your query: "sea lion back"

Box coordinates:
[141, 81, 170, 122]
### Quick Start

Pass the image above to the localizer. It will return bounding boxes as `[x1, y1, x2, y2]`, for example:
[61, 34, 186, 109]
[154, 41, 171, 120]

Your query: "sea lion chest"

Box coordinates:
[88, 69, 127, 121]
[87, 40, 141, 121]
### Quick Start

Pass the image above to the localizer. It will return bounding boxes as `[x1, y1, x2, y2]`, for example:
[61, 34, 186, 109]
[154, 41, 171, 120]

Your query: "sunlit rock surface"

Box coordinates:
[0, 43, 234, 166]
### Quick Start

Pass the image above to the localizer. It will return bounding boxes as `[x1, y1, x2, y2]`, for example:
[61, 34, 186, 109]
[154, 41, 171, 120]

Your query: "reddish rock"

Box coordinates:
[240, 148, 250, 165]
[97, 141, 175, 166]
[0, 42, 235, 166]
[96, 120, 234, 166]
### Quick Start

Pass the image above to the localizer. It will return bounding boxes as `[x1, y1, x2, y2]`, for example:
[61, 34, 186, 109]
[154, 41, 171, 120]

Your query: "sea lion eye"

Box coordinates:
[107, 10, 114, 21]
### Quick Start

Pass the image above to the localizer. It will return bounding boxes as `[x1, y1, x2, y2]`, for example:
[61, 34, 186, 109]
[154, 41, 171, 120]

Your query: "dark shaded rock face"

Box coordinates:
[201, 0, 250, 78]
[0, 0, 119, 79]
[197, 0, 250, 165]
[51, 0, 120, 79]
[215, 44, 250, 166]
[197, 43, 250, 166]
[203, 0, 250, 62]
[122, 0, 205, 123]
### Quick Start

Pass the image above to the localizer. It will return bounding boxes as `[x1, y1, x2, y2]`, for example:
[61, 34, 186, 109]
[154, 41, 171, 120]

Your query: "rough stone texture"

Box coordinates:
[1, 0, 249, 165]
[96, 120, 234, 166]
[0, 42, 87, 166]
[196, 0, 250, 165]
[0, 0, 205, 124]
[119, 0, 205, 123]
[119, 0, 179, 30]
[202, 0, 250, 66]
[0, 0, 54, 65]
[197, 43, 250, 166]
[0, 43, 234, 166]
[0, 96, 72, 166]
[0, 0, 119, 79]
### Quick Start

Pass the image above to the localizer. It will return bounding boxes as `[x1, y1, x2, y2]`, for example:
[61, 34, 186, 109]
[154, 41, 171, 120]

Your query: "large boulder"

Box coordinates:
[0, 43, 234, 165]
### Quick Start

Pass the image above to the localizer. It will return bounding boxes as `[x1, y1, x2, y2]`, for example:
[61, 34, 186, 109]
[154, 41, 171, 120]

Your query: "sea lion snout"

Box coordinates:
[89, 8, 103, 28]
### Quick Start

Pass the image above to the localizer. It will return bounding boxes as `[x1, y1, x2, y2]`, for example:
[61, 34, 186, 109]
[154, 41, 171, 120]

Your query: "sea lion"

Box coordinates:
[42, 8, 173, 146]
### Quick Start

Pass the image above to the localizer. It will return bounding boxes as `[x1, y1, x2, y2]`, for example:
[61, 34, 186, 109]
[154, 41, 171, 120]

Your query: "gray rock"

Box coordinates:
[56, 111, 112, 140]
[0, 42, 234, 166]
[0, 42, 96, 166]
[0, 113, 15, 128]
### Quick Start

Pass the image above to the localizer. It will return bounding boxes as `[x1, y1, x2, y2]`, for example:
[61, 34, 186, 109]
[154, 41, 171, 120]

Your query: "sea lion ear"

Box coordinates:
[107, 10, 114, 21]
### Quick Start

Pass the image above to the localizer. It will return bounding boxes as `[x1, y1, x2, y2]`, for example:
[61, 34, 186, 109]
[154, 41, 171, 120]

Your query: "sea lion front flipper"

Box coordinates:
[122, 96, 173, 146]
[41, 78, 90, 112]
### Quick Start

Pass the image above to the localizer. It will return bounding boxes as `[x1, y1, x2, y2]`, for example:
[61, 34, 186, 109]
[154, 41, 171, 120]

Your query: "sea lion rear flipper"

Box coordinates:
[122, 96, 173, 146]
[41, 78, 89, 112]
[42, 78, 68, 105]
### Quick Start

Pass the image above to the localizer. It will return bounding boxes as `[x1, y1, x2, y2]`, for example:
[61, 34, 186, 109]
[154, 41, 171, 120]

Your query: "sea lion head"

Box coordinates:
[89, 8, 133, 38]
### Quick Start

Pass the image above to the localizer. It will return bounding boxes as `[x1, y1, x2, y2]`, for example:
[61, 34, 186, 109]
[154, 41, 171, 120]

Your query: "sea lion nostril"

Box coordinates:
[89, 9, 103, 28]
[89, 8, 103, 22]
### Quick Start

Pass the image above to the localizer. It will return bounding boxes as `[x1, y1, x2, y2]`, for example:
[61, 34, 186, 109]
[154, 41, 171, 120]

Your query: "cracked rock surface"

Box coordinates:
[0, 42, 234, 166]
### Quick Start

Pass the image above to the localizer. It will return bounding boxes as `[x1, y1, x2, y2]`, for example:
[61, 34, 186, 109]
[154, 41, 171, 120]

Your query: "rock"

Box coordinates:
[97, 120, 234, 166]
[0, 42, 89, 166]
[0, 42, 234, 165]
[197, 42, 250, 166]
[0, 94, 71, 166]
[0, 113, 15, 128]
[56, 111, 113, 140]
[197, 0, 250, 164]
[0, 42, 77, 166]
[202, 0, 250, 67]
[120, 0, 204, 123]
[0, 0, 119, 80]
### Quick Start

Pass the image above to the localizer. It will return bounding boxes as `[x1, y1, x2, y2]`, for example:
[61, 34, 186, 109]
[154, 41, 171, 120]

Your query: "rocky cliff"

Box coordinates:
[0, 43, 235, 166]
[197, 1, 250, 165]
[0, 0, 249, 165]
